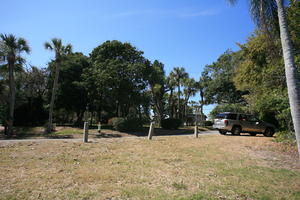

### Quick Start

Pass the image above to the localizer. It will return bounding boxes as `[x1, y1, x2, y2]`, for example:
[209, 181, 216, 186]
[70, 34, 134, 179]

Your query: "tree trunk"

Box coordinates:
[177, 84, 181, 119]
[7, 61, 15, 136]
[276, 0, 300, 158]
[200, 89, 204, 126]
[46, 62, 60, 133]
[168, 88, 174, 118]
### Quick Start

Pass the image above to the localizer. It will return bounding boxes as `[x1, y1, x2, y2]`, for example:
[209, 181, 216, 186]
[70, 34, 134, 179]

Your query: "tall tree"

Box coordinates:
[166, 75, 176, 118]
[228, 0, 300, 157]
[44, 38, 72, 133]
[0, 34, 30, 136]
[50, 53, 89, 126]
[170, 67, 188, 119]
[201, 50, 245, 105]
[183, 78, 197, 123]
[147, 60, 166, 125]
[85, 40, 148, 119]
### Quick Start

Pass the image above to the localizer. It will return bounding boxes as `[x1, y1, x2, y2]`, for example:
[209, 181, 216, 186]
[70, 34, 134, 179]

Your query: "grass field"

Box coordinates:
[0, 134, 299, 200]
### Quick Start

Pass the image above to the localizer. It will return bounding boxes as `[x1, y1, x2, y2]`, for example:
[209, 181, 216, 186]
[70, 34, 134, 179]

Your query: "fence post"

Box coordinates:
[97, 122, 101, 133]
[194, 125, 198, 138]
[148, 122, 154, 140]
[83, 122, 89, 143]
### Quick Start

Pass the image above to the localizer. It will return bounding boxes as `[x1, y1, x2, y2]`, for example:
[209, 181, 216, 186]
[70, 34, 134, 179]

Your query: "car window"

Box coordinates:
[216, 113, 226, 119]
[226, 114, 237, 120]
[239, 114, 248, 121]
[248, 115, 259, 122]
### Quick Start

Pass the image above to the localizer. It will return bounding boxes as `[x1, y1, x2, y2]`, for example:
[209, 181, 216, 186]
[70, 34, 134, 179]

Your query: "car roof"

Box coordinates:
[219, 112, 253, 115]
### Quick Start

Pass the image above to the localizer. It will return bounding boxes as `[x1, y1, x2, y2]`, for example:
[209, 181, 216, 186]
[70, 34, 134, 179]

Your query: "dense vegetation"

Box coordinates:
[207, 1, 300, 139]
[0, 2, 299, 142]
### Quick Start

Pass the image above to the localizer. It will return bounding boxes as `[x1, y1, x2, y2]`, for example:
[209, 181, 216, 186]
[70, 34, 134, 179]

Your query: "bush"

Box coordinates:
[112, 117, 143, 131]
[161, 118, 182, 130]
[14, 98, 48, 126]
[274, 131, 296, 143]
[108, 117, 118, 126]
[204, 121, 213, 126]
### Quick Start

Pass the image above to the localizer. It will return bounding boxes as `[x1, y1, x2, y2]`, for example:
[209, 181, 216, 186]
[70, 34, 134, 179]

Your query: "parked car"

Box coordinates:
[213, 112, 276, 137]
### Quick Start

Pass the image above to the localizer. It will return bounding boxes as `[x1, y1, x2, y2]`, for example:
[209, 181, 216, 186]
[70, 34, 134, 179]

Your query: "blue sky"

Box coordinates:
[0, 0, 255, 115]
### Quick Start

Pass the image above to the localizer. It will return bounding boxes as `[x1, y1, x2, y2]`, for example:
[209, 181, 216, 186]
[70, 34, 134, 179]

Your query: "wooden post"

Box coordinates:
[97, 122, 101, 133]
[83, 122, 89, 143]
[194, 125, 198, 138]
[148, 122, 154, 140]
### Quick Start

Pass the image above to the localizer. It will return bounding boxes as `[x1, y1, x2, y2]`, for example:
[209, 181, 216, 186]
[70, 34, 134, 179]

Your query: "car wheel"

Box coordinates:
[250, 133, 257, 136]
[232, 126, 241, 135]
[263, 128, 274, 137]
[219, 130, 227, 135]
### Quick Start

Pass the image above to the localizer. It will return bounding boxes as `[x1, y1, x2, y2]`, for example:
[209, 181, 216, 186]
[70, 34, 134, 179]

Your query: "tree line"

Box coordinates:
[0, 1, 299, 154]
[0, 37, 206, 135]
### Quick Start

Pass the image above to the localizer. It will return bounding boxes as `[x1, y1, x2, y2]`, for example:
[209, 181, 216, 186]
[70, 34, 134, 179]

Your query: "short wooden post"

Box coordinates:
[194, 125, 198, 138]
[97, 122, 101, 133]
[148, 122, 154, 140]
[83, 122, 89, 143]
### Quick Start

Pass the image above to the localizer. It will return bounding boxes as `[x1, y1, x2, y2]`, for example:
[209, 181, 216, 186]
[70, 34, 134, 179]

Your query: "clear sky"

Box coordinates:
[0, 0, 255, 116]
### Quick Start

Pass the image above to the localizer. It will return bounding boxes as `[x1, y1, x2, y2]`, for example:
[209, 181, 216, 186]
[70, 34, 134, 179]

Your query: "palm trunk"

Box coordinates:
[47, 62, 60, 133]
[177, 84, 181, 119]
[7, 61, 15, 136]
[276, 0, 300, 158]
[168, 88, 174, 117]
[200, 89, 204, 126]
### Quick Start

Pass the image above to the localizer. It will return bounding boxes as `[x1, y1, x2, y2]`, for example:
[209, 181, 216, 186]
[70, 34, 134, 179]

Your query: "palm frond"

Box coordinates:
[52, 38, 62, 53]
[64, 44, 73, 54]
[44, 42, 53, 50]
[0, 34, 17, 50]
[17, 38, 30, 53]
[249, 0, 278, 28]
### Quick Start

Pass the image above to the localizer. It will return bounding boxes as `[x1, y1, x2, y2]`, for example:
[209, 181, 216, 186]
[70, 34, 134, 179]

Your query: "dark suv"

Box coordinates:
[213, 112, 276, 137]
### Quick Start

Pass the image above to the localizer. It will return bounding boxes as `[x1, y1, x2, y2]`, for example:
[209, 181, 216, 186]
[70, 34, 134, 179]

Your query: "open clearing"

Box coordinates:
[0, 134, 299, 200]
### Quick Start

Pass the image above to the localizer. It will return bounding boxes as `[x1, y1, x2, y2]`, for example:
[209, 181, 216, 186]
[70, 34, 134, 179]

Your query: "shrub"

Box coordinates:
[161, 118, 182, 130]
[112, 117, 126, 131]
[108, 117, 118, 125]
[204, 121, 213, 126]
[112, 117, 143, 131]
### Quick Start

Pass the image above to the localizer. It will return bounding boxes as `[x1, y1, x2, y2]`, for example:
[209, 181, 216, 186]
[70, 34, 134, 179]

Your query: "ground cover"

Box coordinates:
[0, 134, 299, 200]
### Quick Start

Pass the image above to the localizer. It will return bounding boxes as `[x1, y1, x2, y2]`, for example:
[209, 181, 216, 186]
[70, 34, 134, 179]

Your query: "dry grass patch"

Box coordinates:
[0, 135, 299, 200]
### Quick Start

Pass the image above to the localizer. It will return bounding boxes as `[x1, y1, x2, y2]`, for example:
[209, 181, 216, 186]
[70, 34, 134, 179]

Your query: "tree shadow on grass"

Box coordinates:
[224, 133, 265, 137]
[122, 127, 195, 137]
[44, 135, 74, 139]
[94, 133, 122, 138]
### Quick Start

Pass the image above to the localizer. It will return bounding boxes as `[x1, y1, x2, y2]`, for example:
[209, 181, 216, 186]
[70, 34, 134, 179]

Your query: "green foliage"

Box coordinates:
[274, 131, 296, 144]
[287, 1, 300, 55]
[112, 117, 126, 131]
[48, 52, 89, 125]
[203, 120, 213, 126]
[208, 3, 300, 139]
[161, 118, 182, 130]
[14, 97, 48, 126]
[147, 60, 167, 123]
[112, 117, 143, 132]
[201, 50, 246, 105]
[83, 40, 150, 119]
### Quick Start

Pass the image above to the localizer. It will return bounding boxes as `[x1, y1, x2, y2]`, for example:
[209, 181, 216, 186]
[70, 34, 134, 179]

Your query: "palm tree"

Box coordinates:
[0, 34, 30, 136]
[229, 0, 300, 157]
[183, 78, 197, 123]
[170, 67, 188, 119]
[45, 38, 72, 133]
[166, 75, 176, 118]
